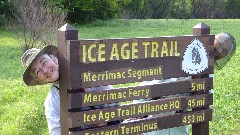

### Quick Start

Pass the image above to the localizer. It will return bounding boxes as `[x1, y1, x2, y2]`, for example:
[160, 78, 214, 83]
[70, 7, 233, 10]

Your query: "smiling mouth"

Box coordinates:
[47, 70, 53, 78]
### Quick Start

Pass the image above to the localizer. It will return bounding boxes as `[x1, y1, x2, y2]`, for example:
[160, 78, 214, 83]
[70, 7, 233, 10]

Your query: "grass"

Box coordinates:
[0, 19, 239, 135]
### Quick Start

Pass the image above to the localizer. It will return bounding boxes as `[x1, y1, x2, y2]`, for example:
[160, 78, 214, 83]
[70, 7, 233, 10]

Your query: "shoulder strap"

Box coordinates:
[53, 84, 59, 90]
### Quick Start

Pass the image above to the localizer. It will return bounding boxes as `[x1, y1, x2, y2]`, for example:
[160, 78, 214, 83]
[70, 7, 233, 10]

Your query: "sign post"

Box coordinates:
[192, 22, 212, 135]
[58, 22, 214, 135]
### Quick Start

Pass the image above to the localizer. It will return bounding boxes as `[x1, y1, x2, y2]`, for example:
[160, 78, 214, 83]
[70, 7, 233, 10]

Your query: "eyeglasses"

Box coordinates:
[214, 34, 236, 70]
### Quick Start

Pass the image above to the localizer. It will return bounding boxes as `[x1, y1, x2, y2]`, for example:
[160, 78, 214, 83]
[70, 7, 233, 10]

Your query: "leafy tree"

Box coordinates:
[225, 0, 240, 18]
[51, 0, 121, 24]
[2, 0, 240, 24]
[0, 0, 13, 25]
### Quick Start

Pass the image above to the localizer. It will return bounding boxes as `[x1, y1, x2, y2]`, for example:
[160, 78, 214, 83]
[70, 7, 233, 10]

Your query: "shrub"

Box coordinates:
[5, 0, 66, 52]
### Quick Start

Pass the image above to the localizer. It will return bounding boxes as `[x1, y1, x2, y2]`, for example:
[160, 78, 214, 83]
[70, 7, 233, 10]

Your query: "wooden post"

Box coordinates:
[192, 22, 210, 135]
[58, 23, 78, 135]
[193, 22, 210, 35]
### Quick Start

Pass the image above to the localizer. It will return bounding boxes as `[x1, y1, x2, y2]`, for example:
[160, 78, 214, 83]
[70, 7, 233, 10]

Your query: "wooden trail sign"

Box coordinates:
[69, 94, 213, 127]
[72, 109, 212, 135]
[58, 22, 214, 135]
[69, 77, 213, 108]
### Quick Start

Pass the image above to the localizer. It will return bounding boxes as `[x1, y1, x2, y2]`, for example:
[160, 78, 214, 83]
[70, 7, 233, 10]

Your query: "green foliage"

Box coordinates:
[2, 0, 240, 24]
[0, 27, 49, 134]
[49, 0, 121, 24]
[0, 19, 240, 135]
[225, 0, 240, 18]
[45, 0, 240, 23]
[0, 0, 14, 25]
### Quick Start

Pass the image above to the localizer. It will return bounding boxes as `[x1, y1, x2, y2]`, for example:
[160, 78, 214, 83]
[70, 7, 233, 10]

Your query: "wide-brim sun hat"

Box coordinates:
[21, 45, 58, 86]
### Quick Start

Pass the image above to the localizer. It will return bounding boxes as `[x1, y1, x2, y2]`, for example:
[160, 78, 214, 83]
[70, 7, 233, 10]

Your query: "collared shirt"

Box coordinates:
[44, 84, 61, 135]
[44, 84, 118, 135]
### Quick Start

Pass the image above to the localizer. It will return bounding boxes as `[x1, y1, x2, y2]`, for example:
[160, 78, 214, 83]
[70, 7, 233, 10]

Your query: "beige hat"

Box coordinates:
[214, 33, 236, 69]
[21, 45, 58, 86]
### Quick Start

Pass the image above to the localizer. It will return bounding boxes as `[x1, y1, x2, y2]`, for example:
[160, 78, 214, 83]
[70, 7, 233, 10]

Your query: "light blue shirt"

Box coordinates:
[44, 84, 117, 135]
[44, 84, 61, 135]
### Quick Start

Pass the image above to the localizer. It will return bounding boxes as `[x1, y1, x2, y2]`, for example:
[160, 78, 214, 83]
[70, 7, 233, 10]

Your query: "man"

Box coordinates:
[22, 32, 235, 135]
[21, 45, 119, 135]
[132, 32, 236, 135]
[21, 45, 61, 134]
[214, 32, 236, 69]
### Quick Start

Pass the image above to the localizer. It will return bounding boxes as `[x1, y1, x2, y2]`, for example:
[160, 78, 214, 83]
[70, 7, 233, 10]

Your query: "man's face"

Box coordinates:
[30, 54, 59, 84]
